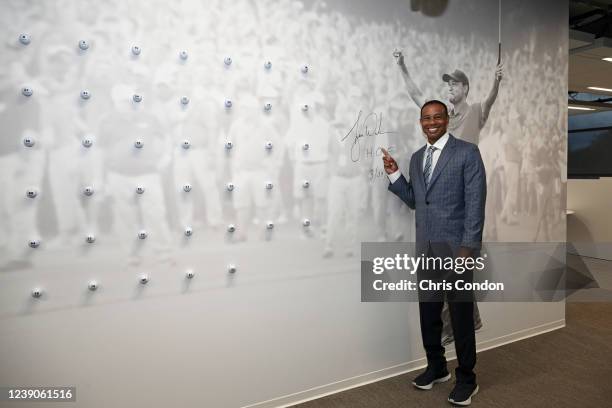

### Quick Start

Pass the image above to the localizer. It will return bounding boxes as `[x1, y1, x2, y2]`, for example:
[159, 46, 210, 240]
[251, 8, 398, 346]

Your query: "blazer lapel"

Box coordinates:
[427, 134, 457, 192]
[415, 145, 426, 192]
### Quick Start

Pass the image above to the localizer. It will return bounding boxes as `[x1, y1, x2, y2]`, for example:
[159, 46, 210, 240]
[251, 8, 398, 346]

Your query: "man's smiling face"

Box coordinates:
[420, 102, 449, 143]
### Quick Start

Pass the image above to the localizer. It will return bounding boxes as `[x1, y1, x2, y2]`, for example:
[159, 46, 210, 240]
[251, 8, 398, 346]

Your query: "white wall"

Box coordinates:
[567, 178, 612, 260]
[1, 274, 565, 408]
[0, 0, 567, 407]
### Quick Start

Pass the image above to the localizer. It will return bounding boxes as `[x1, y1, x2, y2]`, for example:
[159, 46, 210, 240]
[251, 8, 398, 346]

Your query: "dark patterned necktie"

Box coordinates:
[423, 146, 437, 188]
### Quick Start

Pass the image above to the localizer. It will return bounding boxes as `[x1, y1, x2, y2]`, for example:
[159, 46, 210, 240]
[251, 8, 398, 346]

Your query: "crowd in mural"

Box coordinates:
[0, 0, 566, 268]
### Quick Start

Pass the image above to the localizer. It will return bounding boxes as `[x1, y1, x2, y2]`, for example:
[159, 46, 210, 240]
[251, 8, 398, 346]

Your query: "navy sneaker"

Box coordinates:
[448, 383, 479, 406]
[412, 367, 451, 390]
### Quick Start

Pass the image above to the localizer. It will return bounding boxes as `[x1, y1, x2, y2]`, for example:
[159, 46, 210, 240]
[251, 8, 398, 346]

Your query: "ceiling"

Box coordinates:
[569, 0, 612, 114]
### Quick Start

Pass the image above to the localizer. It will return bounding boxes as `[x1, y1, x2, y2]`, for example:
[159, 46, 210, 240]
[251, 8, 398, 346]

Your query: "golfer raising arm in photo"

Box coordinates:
[393, 50, 503, 145]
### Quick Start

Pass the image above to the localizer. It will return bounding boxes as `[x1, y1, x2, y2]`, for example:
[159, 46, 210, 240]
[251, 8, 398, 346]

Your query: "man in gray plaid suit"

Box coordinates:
[393, 50, 503, 346]
[382, 100, 486, 406]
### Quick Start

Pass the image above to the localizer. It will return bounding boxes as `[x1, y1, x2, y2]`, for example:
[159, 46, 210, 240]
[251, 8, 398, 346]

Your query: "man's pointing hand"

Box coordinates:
[381, 147, 399, 174]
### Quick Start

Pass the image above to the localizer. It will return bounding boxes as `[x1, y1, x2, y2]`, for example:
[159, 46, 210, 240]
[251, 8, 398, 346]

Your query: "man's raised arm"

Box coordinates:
[393, 50, 424, 109]
[480, 62, 504, 129]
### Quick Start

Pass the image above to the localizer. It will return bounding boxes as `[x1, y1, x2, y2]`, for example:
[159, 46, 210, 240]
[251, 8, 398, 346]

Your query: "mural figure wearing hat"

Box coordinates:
[393, 51, 503, 145]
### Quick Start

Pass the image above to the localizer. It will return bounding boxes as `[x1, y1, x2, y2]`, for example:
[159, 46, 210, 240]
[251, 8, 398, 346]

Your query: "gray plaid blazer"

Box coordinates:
[388, 134, 486, 254]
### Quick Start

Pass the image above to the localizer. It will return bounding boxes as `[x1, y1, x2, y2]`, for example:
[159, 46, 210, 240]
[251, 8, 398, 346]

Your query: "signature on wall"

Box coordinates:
[342, 110, 396, 162]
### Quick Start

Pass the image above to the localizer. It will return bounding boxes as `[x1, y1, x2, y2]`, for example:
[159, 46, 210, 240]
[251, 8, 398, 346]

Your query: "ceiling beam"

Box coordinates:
[568, 100, 612, 110]
[571, 9, 606, 26]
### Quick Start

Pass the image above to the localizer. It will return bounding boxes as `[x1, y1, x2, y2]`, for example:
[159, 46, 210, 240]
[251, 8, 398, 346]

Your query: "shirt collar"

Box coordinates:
[450, 102, 469, 117]
[426, 132, 449, 151]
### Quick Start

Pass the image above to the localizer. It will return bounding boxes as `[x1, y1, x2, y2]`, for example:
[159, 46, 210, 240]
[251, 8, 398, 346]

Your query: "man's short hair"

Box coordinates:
[421, 100, 449, 117]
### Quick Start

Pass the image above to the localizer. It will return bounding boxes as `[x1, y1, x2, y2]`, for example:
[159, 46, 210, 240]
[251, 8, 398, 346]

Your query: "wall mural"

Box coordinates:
[0, 0, 566, 316]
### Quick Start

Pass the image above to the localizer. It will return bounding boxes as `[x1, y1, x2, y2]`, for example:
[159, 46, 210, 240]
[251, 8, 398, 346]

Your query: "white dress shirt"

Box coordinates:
[388, 132, 450, 184]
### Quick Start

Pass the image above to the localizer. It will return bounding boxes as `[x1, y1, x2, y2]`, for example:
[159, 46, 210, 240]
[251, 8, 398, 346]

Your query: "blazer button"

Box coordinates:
[426, 201, 430, 205]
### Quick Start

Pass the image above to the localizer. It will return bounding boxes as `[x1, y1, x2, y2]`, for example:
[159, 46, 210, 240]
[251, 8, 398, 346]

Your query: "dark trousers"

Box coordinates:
[417, 244, 477, 384]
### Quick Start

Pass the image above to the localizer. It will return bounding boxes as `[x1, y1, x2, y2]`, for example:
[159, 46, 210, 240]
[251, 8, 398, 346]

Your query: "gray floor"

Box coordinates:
[294, 257, 612, 408]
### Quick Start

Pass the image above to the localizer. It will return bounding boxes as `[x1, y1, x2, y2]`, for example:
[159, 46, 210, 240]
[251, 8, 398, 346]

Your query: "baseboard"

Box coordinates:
[567, 243, 612, 261]
[471, 318, 566, 354]
[243, 318, 566, 408]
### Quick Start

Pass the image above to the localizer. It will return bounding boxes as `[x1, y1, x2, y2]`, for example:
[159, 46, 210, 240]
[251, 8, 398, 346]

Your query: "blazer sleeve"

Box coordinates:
[461, 145, 487, 249]
[388, 174, 416, 210]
